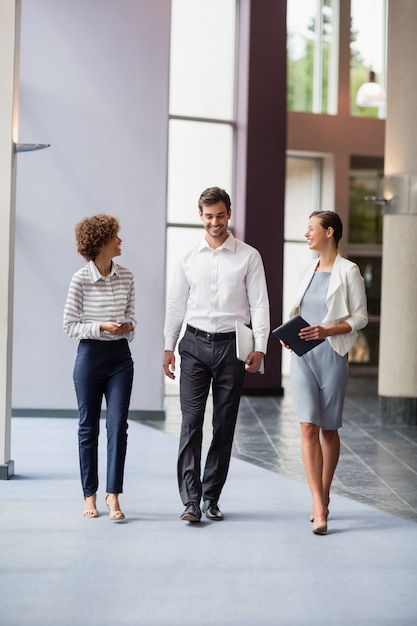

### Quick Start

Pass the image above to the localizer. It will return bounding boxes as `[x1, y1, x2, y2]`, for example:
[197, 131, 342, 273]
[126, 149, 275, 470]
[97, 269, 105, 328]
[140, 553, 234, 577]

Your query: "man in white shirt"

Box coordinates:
[163, 187, 270, 522]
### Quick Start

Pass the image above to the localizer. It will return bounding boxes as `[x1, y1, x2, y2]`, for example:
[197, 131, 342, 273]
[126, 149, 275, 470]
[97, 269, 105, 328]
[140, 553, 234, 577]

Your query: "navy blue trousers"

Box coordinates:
[73, 339, 134, 497]
[177, 328, 245, 504]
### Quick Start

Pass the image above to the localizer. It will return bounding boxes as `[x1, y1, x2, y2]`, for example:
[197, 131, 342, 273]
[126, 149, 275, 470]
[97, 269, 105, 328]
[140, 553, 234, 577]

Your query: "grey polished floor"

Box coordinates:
[150, 375, 417, 523]
[4, 413, 417, 626]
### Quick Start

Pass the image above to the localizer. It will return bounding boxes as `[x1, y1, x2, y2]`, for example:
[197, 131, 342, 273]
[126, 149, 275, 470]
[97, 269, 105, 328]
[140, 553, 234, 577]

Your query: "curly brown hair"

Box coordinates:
[75, 214, 120, 261]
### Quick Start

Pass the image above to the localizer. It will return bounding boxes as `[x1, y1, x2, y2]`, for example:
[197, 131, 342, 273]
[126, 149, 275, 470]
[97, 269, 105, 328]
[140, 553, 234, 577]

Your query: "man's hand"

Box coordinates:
[163, 350, 176, 380]
[245, 351, 264, 374]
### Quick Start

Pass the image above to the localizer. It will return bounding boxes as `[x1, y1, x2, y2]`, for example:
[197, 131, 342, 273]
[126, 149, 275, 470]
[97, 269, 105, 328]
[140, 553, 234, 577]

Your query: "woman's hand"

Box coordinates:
[298, 325, 327, 340]
[298, 321, 351, 341]
[279, 339, 291, 350]
[100, 321, 133, 335]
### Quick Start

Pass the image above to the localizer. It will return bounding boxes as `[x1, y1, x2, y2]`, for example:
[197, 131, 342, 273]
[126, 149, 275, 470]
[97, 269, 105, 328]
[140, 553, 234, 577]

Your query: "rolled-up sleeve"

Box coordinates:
[345, 264, 368, 332]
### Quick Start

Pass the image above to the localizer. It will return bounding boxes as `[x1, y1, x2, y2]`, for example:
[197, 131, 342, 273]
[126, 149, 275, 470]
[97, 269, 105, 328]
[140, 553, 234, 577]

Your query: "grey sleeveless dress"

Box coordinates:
[290, 272, 348, 430]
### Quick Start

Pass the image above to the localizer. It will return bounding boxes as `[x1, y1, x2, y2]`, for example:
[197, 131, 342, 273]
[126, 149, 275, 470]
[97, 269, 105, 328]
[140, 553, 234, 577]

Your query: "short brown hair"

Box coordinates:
[198, 187, 231, 213]
[75, 214, 120, 261]
[310, 211, 343, 248]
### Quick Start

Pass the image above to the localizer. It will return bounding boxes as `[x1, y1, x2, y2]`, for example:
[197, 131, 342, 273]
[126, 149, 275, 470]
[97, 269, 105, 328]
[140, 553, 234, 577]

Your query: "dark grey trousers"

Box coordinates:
[177, 327, 246, 504]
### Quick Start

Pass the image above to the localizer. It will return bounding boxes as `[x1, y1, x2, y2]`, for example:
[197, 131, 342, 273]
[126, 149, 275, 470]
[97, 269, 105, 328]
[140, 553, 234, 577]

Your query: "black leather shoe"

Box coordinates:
[180, 502, 201, 522]
[202, 499, 223, 520]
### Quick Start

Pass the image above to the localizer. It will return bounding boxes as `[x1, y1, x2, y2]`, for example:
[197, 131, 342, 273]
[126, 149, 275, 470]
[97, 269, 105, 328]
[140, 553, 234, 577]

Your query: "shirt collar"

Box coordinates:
[198, 230, 236, 253]
[87, 259, 119, 282]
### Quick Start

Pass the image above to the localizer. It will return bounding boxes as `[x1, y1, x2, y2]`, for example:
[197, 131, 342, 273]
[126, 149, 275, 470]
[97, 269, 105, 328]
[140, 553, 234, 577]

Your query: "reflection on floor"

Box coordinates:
[146, 375, 417, 523]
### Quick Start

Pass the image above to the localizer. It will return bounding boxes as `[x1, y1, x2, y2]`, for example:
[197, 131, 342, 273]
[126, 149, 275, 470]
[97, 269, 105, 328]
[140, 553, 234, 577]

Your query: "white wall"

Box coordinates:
[13, 0, 171, 414]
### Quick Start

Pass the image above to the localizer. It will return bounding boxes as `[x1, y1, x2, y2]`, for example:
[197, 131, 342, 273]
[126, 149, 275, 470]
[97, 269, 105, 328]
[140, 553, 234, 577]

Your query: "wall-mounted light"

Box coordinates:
[364, 174, 417, 215]
[364, 195, 389, 206]
[356, 70, 386, 107]
[14, 143, 51, 153]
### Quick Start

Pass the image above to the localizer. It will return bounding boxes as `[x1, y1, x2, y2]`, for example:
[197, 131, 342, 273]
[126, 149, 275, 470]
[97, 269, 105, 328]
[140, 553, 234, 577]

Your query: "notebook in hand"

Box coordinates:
[235, 321, 265, 374]
[272, 315, 324, 356]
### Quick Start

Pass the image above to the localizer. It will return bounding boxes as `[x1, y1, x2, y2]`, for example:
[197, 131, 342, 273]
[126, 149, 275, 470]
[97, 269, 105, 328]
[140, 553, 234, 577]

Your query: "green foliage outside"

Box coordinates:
[349, 183, 383, 244]
[287, 11, 381, 118]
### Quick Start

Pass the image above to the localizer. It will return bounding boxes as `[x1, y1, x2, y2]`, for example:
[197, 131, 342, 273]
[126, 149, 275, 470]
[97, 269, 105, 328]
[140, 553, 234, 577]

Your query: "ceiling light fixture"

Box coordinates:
[356, 70, 386, 107]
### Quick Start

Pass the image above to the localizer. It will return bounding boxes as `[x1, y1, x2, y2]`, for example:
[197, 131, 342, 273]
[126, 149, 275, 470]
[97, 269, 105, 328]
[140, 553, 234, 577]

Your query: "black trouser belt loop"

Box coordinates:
[186, 324, 235, 341]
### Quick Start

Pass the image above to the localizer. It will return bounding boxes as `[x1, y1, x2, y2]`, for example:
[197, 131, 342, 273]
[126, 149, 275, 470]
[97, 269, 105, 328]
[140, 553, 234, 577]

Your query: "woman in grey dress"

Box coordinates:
[281, 211, 367, 534]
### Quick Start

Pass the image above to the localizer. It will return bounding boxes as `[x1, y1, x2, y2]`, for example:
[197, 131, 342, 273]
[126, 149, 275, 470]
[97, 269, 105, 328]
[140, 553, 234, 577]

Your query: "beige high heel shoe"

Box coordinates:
[105, 494, 125, 520]
[312, 520, 328, 535]
[310, 500, 330, 523]
[83, 496, 99, 518]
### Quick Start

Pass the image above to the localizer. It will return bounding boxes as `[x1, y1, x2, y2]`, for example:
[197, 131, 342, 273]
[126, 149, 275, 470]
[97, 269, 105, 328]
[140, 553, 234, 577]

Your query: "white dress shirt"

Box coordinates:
[164, 231, 270, 353]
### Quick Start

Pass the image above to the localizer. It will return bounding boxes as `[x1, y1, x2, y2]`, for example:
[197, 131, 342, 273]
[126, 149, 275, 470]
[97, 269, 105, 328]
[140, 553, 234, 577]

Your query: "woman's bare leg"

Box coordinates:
[300, 423, 327, 526]
[320, 428, 340, 508]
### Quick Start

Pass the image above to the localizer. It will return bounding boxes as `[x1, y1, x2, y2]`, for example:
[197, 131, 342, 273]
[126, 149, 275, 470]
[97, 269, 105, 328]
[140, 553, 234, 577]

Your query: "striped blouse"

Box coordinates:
[63, 260, 136, 342]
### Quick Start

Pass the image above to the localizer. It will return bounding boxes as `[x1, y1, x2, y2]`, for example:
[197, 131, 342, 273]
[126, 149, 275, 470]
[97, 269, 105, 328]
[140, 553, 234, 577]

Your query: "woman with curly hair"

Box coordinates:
[63, 214, 135, 520]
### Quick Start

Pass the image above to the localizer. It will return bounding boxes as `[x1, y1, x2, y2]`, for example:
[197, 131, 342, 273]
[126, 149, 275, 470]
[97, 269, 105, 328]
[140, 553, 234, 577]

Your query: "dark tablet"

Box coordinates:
[272, 315, 325, 356]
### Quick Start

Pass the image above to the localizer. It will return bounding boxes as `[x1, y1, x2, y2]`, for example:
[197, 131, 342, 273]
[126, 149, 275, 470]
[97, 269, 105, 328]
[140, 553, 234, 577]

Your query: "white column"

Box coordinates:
[379, 0, 417, 423]
[0, 0, 20, 478]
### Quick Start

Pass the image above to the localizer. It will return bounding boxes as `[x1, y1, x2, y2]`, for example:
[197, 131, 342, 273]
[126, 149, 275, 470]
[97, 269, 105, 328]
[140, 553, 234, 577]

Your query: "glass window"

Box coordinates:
[169, 0, 236, 120]
[350, 0, 387, 118]
[285, 157, 321, 240]
[348, 156, 383, 370]
[287, 0, 338, 114]
[167, 120, 234, 225]
[348, 256, 381, 366]
[165, 227, 204, 295]
[351, 256, 381, 317]
[349, 169, 384, 244]
[165, 2, 238, 395]
[282, 155, 324, 375]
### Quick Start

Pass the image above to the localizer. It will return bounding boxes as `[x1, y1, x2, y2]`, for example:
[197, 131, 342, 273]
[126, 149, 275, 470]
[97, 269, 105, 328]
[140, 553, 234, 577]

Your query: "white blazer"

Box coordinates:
[288, 254, 368, 356]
